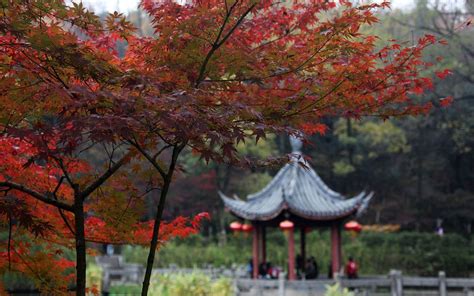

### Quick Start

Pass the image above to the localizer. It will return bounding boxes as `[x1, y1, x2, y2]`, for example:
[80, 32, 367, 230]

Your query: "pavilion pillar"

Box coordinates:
[252, 224, 259, 279]
[331, 222, 342, 276]
[300, 227, 306, 273]
[287, 227, 296, 280]
[260, 226, 266, 263]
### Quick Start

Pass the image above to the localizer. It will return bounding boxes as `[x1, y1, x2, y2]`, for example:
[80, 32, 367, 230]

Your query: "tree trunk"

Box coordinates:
[141, 146, 182, 296]
[416, 123, 424, 200]
[346, 118, 354, 166]
[74, 196, 86, 296]
[141, 176, 173, 295]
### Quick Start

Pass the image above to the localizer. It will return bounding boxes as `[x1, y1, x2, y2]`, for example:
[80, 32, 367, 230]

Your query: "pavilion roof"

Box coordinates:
[219, 137, 373, 221]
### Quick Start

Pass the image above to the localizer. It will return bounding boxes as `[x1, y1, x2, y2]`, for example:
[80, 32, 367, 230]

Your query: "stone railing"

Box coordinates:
[94, 258, 474, 296]
[235, 270, 474, 296]
[95, 255, 144, 292]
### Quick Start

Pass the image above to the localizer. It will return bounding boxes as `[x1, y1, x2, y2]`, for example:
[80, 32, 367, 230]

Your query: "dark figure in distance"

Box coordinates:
[259, 261, 268, 278]
[247, 259, 253, 278]
[328, 261, 333, 279]
[296, 254, 304, 278]
[305, 256, 319, 279]
[345, 256, 358, 279]
[267, 262, 279, 279]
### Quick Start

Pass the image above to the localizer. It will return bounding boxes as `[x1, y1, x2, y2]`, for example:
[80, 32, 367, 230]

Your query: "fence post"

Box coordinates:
[232, 269, 238, 296]
[390, 270, 403, 296]
[232, 278, 238, 296]
[439, 271, 447, 296]
[390, 270, 396, 296]
[334, 272, 341, 288]
[278, 272, 285, 296]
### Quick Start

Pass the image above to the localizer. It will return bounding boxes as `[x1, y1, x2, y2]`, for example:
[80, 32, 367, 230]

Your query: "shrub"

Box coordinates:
[109, 272, 232, 296]
[86, 263, 102, 295]
[325, 284, 354, 296]
[109, 284, 141, 295]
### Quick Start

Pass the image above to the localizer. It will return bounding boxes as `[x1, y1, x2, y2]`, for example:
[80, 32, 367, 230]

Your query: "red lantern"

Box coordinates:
[279, 220, 294, 238]
[345, 220, 362, 239]
[241, 223, 253, 233]
[344, 220, 362, 233]
[279, 220, 294, 231]
[229, 221, 242, 232]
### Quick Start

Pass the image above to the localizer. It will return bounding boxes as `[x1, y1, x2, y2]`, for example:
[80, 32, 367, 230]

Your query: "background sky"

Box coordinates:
[80, 0, 421, 13]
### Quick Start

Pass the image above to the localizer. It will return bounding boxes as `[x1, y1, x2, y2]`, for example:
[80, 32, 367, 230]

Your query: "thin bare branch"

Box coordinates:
[0, 181, 74, 211]
[79, 152, 131, 200]
[195, 1, 257, 87]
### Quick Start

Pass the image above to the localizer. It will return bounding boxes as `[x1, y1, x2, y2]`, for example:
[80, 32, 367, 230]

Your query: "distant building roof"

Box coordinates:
[219, 137, 373, 221]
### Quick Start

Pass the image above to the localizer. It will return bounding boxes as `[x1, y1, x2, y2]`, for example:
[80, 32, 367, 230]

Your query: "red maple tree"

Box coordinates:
[0, 0, 447, 295]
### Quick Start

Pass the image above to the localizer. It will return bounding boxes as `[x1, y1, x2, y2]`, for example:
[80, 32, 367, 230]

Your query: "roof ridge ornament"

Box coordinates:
[289, 135, 303, 153]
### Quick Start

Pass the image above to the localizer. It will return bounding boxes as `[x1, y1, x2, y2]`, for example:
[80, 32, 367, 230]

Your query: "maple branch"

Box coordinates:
[47, 176, 76, 235]
[49, 62, 70, 90]
[195, 1, 257, 87]
[52, 176, 65, 197]
[455, 95, 474, 101]
[53, 157, 76, 188]
[103, 142, 124, 170]
[58, 208, 75, 236]
[203, 23, 349, 84]
[393, 17, 474, 58]
[141, 142, 186, 296]
[217, 3, 255, 48]
[7, 210, 12, 270]
[77, 140, 97, 155]
[268, 26, 350, 80]
[153, 144, 173, 161]
[19, 51, 71, 92]
[128, 140, 167, 179]
[250, 25, 297, 52]
[188, 32, 214, 45]
[0, 181, 74, 212]
[115, 186, 160, 228]
[215, 0, 240, 44]
[454, 69, 474, 84]
[0, 81, 42, 92]
[79, 152, 130, 200]
[283, 77, 347, 118]
[13, 248, 71, 295]
[224, 0, 229, 14]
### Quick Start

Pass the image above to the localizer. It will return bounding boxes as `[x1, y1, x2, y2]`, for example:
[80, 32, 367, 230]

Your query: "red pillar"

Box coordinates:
[252, 224, 259, 279]
[287, 227, 296, 280]
[261, 226, 266, 263]
[331, 222, 342, 276]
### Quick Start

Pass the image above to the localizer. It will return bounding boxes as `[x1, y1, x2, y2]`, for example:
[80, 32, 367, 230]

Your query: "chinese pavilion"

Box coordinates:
[219, 137, 372, 279]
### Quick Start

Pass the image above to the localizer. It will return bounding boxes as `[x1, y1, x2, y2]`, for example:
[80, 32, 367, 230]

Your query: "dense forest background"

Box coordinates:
[117, 0, 474, 237]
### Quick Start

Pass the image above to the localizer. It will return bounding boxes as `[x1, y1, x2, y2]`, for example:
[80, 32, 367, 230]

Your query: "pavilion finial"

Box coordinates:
[289, 135, 303, 153]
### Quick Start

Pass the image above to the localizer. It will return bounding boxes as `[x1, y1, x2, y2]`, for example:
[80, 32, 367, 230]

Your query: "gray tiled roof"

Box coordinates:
[220, 150, 373, 221]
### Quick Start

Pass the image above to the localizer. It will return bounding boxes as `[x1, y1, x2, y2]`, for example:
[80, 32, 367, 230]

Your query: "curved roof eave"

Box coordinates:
[286, 191, 369, 221]
[220, 190, 373, 222]
[219, 191, 286, 221]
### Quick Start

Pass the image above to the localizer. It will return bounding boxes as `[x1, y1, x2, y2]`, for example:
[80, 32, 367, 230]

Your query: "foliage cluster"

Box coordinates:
[108, 272, 232, 296]
[324, 284, 354, 296]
